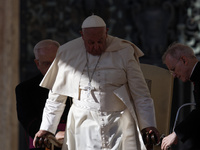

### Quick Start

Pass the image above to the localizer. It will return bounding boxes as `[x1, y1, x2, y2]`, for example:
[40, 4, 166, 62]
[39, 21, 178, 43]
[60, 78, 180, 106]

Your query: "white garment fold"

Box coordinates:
[40, 91, 67, 134]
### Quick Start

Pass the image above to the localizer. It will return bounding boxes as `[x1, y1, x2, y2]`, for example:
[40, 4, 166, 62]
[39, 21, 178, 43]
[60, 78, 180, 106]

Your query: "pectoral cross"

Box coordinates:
[83, 82, 95, 97]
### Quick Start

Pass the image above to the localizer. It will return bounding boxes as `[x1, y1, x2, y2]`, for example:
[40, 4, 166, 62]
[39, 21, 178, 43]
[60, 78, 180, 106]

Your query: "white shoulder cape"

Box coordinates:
[40, 35, 144, 99]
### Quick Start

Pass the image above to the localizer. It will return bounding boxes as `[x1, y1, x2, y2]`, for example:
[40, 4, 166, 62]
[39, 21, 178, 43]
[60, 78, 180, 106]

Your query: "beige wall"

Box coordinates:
[0, 0, 19, 150]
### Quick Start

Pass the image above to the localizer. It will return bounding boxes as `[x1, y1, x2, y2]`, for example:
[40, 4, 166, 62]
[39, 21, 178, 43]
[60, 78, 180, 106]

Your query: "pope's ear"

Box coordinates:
[106, 28, 109, 33]
[34, 59, 40, 69]
[81, 33, 86, 42]
[80, 30, 85, 40]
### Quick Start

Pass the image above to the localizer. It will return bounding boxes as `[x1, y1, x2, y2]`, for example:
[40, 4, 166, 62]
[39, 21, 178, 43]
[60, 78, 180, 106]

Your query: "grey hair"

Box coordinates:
[33, 39, 60, 59]
[162, 42, 195, 64]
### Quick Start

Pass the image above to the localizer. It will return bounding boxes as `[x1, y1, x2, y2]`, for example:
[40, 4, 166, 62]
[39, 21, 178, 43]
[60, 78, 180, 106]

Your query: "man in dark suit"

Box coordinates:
[16, 39, 71, 150]
[161, 43, 200, 150]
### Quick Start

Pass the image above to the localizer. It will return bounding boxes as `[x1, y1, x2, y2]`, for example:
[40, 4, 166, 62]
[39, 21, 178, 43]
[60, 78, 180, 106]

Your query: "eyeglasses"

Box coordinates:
[169, 58, 181, 75]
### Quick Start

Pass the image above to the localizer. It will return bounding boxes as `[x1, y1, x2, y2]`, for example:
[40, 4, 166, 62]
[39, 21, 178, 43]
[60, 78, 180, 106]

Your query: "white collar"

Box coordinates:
[190, 62, 198, 78]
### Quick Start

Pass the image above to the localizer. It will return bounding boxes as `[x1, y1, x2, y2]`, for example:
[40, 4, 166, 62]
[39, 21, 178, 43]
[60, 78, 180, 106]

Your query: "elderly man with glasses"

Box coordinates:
[161, 43, 200, 150]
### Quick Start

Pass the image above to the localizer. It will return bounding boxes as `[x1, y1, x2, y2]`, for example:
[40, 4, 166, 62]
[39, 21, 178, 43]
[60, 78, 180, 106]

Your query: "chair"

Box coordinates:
[140, 63, 174, 149]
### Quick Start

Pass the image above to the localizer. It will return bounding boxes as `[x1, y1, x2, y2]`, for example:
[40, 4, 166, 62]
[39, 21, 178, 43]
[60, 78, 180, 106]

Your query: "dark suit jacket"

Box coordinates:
[174, 62, 200, 150]
[15, 73, 71, 140]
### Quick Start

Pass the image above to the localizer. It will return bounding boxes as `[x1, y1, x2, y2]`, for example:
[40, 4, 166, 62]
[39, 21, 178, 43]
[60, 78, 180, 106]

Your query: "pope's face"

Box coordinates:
[81, 27, 108, 56]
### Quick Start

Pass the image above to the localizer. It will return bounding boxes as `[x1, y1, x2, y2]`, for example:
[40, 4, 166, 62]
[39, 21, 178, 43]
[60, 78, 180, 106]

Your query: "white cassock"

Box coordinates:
[39, 35, 156, 150]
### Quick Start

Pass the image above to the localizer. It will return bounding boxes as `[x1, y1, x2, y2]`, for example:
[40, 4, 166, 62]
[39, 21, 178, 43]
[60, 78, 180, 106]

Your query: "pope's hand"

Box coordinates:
[33, 130, 52, 148]
[55, 131, 65, 140]
[142, 126, 161, 145]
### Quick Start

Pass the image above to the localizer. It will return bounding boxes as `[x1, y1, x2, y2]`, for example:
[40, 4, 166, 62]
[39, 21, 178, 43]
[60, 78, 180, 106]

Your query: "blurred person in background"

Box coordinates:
[16, 39, 71, 150]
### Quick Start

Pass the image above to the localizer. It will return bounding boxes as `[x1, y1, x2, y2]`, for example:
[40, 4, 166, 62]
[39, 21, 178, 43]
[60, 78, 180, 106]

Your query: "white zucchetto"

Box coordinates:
[81, 15, 106, 28]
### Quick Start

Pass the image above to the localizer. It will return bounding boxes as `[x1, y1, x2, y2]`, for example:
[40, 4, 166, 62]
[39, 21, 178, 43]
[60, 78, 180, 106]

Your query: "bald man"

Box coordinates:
[15, 40, 71, 150]
[34, 16, 159, 150]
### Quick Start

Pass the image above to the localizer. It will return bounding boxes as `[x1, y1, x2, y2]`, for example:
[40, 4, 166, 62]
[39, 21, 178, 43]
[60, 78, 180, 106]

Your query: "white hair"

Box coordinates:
[33, 39, 60, 59]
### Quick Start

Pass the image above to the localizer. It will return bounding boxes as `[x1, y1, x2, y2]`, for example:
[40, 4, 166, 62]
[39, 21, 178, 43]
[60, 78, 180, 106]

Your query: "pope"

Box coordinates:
[34, 15, 160, 150]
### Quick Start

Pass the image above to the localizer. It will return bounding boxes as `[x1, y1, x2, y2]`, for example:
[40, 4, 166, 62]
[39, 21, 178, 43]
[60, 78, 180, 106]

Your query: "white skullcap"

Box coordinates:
[81, 15, 106, 28]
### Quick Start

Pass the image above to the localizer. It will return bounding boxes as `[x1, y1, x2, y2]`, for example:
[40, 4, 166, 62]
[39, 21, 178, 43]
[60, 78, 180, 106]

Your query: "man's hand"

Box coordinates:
[55, 131, 65, 140]
[33, 130, 53, 148]
[161, 132, 178, 150]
